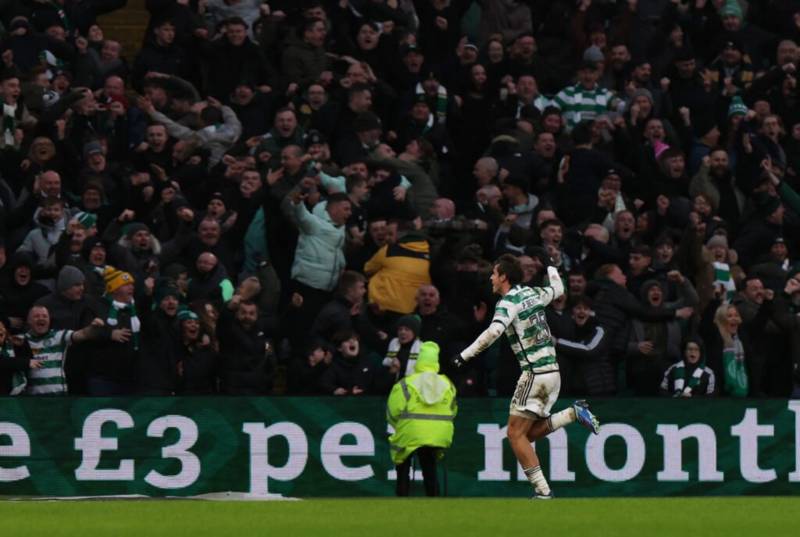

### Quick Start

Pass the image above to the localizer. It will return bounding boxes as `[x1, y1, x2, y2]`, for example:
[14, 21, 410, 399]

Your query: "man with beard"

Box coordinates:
[626, 58, 670, 118]
[690, 148, 746, 233]
[600, 44, 631, 93]
[218, 296, 274, 394]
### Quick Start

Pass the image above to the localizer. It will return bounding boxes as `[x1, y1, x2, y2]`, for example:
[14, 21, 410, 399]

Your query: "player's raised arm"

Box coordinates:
[532, 265, 564, 309]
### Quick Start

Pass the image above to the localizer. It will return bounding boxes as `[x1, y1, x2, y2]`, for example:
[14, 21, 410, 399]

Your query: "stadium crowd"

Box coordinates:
[0, 0, 799, 399]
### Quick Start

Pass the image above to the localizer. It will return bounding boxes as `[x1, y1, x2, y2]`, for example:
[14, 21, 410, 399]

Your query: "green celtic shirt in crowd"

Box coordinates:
[24, 329, 73, 395]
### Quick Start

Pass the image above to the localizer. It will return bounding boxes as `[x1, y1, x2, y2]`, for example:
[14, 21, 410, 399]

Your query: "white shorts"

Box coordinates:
[509, 370, 561, 419]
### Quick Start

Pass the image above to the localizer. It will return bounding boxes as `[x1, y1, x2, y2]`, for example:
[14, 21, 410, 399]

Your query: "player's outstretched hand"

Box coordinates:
[451, 354, 467, 369]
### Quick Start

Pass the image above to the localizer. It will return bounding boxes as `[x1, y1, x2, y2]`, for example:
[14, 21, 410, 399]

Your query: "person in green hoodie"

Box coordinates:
[387, 341, 456, 497]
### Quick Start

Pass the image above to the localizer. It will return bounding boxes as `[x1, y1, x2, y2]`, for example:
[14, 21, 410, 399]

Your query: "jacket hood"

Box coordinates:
[510, 193, 539, 214]
[414, 341, 440, 373]
[8, 251, 35, 271]
[396, 236, 430, 253]
[639, 279, 664, 301]
[411, 372, 448, 404]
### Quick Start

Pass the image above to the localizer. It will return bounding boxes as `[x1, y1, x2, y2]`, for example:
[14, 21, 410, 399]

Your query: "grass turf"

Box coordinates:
[1, 498, 798, 537]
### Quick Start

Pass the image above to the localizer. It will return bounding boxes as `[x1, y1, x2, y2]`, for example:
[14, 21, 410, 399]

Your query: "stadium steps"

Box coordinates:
[97, 0, 150, 60]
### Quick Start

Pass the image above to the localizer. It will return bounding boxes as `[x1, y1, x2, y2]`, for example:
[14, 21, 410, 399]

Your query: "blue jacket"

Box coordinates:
[289, 201, 346, 292]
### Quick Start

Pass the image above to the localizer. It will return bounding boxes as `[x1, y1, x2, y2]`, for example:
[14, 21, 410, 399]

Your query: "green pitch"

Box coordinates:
[1, 498, 798, 536]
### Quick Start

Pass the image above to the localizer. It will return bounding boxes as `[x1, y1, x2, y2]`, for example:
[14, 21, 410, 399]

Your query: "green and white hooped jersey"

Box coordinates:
[25, 329, 73, 395]
[493, 285, 559, 372]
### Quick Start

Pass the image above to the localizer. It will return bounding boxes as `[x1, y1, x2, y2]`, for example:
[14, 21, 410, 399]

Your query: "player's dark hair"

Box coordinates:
[494, 254, 523, 286]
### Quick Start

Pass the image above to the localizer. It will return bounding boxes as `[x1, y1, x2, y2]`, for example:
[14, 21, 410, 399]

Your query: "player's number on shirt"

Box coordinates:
[531, 310, 551, 345]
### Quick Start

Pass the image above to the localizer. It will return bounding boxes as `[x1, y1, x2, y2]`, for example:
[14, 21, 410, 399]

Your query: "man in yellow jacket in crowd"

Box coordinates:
[365, 231, 431, 315]
[387, 341, 456, 496]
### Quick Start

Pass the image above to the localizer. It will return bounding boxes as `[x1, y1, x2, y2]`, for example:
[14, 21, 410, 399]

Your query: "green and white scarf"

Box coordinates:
[712, 261, 736, 303]
[3, 103, 17, 147]
[415, 83, 448, 125]
[672, 361, 705, 396]
[105, 299, 141, 350]
[383, 338, 421, 378]
[0, 342, 26, 395]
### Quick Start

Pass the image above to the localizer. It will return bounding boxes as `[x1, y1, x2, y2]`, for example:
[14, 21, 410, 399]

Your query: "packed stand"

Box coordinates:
[0, 0, 799, 399]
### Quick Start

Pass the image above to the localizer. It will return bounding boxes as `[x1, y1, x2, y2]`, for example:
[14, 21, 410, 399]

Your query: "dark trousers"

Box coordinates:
[395, 447, 439, 497]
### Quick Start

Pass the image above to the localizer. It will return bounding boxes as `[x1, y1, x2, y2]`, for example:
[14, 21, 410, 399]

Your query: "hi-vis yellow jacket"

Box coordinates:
[387, 342, 457, 465]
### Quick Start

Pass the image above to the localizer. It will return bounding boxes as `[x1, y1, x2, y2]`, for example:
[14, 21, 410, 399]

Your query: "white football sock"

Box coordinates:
[548, 408, 576, 432]
[523, 465, 550, 495]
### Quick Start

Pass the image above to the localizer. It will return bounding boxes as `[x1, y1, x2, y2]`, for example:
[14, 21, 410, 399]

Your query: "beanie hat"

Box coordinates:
[414, 341, 440, 373]
[631, 88, 654, 105]
[153, 279, 181, 305]
[653, 140, 671, 159]
[207, 191, 228, 210]
[719, 0, 744, 20]
[74, 211, 97, 229]
[57, 265, 85, 293]
[728, 96, 748, 118]
[396, 314, 421, 336]
[124, 222, 149, 238]
[353, 112, 382, 132]
[177, 307, 199, 321]
[104, 266, 134, 294]
[706, 234, 729, 249]
[583, 45, 604, 64]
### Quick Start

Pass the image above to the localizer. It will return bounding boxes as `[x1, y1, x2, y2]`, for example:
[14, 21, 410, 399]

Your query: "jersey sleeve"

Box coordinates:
[63, 329, 76, 347]
[492, 297, 519, 330]
[460, 298, 518, 361]
[535, 266, 564, 307]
